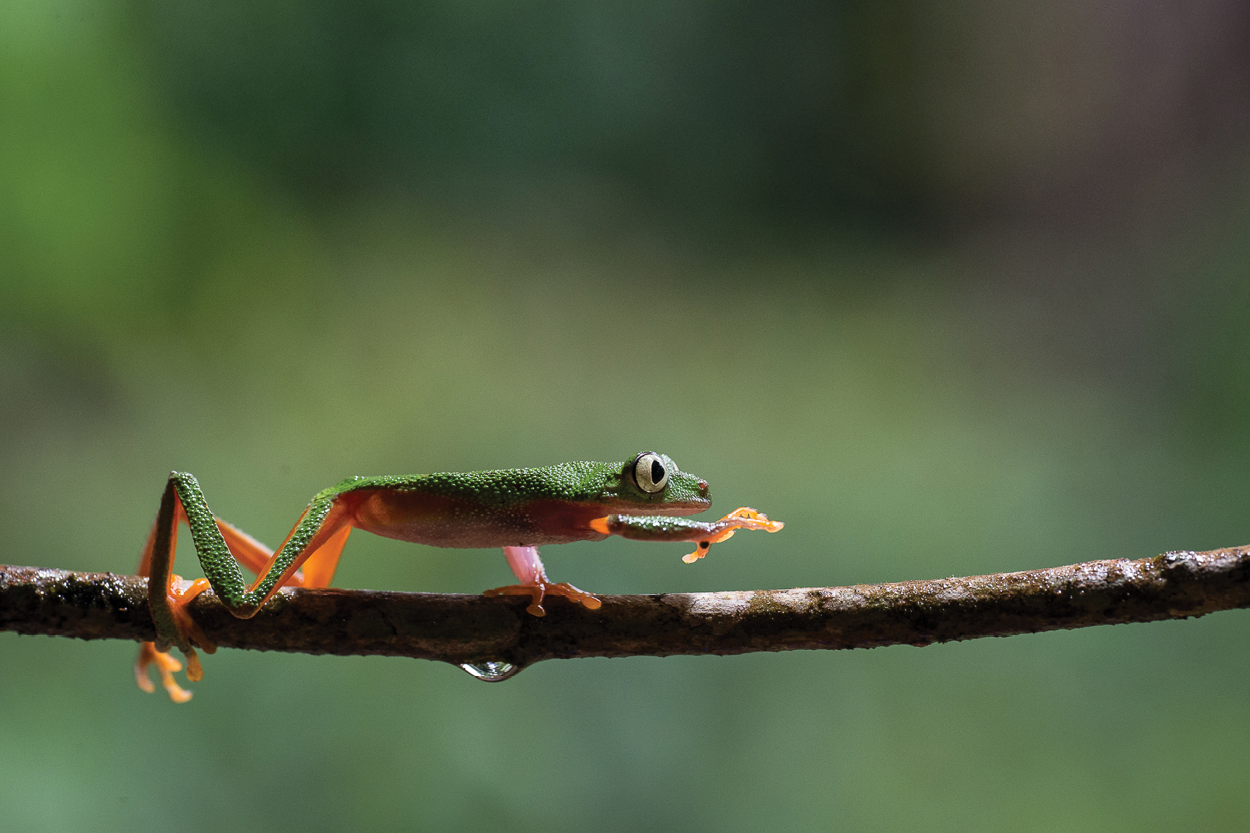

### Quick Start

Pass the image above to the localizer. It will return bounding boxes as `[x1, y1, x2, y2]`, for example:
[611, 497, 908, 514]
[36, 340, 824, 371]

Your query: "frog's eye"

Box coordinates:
[632, 451, 669, 494]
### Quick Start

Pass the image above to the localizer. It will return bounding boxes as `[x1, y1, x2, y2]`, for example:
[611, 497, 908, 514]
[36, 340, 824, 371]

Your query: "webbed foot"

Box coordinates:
[683, 507, 784, 563]
[135, 642, 200, 703]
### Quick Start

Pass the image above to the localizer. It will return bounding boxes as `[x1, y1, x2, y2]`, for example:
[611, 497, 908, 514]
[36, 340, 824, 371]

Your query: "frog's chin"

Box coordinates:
[620, 497, 712, 517]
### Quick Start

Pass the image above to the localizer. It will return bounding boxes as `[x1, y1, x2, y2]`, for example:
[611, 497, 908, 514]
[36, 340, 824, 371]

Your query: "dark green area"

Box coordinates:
[331, 457, 702, 507]
[4, 2, 1250, 830]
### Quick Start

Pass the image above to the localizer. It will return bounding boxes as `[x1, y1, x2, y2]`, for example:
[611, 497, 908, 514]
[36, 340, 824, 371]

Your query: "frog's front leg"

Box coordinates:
[483, 546, 603, 617]
[590, 508, 784, 563]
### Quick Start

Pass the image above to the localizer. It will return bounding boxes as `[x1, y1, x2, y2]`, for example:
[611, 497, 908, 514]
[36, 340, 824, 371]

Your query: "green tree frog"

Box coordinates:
[134, 451, 783, 702]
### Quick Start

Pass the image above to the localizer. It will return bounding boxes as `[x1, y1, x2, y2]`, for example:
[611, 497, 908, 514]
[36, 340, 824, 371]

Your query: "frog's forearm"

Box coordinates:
[593, 507, 783, 563]
[598, 515, 729, 542]
[598, 509, 781, 541]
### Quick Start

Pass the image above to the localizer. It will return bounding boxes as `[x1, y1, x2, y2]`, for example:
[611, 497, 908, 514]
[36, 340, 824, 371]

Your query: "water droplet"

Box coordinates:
[458, 661, 521, 682]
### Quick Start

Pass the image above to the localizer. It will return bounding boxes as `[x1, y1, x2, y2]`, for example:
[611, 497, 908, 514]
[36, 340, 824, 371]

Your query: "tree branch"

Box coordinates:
[3, 546, 1249, 672]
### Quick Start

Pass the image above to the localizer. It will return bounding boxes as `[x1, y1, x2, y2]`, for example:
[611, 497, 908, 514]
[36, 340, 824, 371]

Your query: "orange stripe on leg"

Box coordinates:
[298, 523, 353, 588]
[248, 502, 357, 606]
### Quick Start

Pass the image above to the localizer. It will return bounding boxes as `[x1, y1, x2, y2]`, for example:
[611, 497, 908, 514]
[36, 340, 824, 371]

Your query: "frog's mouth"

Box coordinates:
[607, 494, 712, 516]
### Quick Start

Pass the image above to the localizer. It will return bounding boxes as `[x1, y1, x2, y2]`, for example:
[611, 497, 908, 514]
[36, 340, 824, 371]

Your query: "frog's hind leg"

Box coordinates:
[213, 516, 350, 588]
[134, 484, 213, 702]
[137, 509, 290, 688]
[483, 546, 602, 617]
[133, 472, 356, 701]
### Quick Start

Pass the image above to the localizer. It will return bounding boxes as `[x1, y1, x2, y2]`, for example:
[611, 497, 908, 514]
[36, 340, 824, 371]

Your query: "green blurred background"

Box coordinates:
[5, 1, 1250, 830]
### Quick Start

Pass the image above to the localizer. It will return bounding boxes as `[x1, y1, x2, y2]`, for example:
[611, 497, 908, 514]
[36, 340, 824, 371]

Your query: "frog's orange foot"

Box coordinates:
[140, 575, 215, 702]
[683, 507, 784, 563]
[135, 642, 196, 704]
[483, 581, 602, 617]
[160, 576, 217, 654]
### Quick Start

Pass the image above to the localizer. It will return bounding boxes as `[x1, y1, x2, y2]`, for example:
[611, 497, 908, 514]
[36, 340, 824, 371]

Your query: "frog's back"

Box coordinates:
[330, 460, 615, 507]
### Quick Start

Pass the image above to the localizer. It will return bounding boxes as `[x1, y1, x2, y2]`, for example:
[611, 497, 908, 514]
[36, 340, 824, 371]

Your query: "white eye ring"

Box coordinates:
[633, 452, 669, 493]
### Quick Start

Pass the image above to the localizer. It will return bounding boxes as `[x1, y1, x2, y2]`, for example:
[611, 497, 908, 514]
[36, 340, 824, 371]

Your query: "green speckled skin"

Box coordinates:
[600, 514, 730, 541]
[329, 456, 710, 510]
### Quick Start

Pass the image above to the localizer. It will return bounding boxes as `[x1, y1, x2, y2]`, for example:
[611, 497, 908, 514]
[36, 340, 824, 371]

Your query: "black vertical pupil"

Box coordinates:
[650, 460, 665, 484]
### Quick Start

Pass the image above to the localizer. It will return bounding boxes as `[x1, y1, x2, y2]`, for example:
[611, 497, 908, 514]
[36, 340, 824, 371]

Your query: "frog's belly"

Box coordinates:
[348, 489, 605, 548]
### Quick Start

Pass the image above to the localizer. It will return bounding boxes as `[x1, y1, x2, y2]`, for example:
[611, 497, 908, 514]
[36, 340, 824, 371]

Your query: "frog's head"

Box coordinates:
[609, 451, 711, 515]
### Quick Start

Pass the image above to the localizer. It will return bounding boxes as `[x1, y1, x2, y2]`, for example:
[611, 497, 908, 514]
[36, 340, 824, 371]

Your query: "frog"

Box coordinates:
[133, 451, 783, 702]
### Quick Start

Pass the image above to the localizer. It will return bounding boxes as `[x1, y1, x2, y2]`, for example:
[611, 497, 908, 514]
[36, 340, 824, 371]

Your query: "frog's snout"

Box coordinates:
[688, 481, 713, 511]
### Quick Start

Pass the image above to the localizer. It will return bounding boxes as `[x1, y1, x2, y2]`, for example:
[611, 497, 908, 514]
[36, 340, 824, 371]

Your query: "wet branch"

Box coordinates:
[3, 546, 1250, 670]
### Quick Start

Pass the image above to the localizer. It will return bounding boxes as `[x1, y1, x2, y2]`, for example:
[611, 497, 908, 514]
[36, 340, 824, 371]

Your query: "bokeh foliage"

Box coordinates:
[4, 1, 1250, 830]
